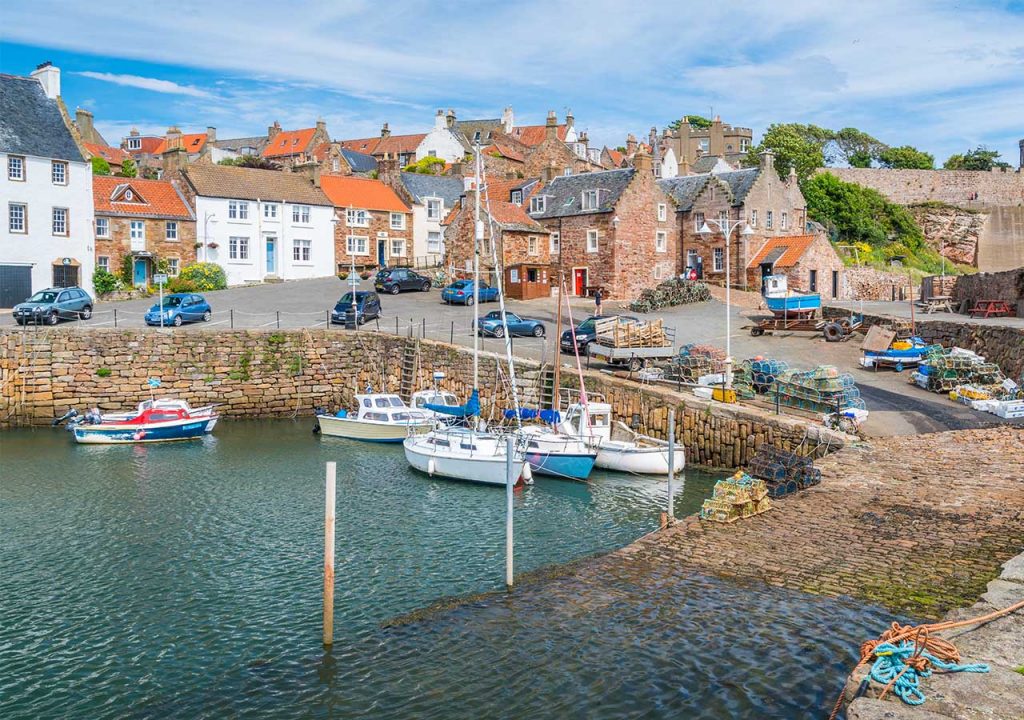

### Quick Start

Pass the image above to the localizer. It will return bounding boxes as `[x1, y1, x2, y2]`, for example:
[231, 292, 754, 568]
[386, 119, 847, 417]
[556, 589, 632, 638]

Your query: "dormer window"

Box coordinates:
[511, 190, 522, 206]
[473, 131, 481, 142]
[125, 189, 134, 201]
[529, 196, 546, 214]
[127, 137, 142, 151]
[581, 190, 599, 211]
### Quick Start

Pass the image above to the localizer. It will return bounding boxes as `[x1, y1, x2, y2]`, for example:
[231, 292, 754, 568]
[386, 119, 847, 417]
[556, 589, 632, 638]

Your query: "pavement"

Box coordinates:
[4, 276, 1021, 437]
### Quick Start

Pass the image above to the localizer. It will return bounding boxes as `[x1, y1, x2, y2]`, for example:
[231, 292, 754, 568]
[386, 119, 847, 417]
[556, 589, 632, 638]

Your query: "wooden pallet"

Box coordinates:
[594, 317, 668, 348]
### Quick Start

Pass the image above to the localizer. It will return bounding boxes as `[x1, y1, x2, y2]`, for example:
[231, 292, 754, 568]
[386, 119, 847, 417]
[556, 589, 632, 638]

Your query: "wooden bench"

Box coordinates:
[919, 295, 955, 314]
[968, 299, 1011, 318]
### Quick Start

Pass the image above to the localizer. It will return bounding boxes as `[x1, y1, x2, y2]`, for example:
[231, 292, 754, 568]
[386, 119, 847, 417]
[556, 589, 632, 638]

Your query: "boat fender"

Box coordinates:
[521, 462, 533, 484]
[427, 458, 436, 476]
[335, 409, 348, 418]
[133, 430, 146, 441]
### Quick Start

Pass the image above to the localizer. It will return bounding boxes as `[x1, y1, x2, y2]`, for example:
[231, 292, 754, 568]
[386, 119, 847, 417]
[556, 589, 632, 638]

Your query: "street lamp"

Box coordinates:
[698, 219, 754, 388]
[203, 212, 218, 263]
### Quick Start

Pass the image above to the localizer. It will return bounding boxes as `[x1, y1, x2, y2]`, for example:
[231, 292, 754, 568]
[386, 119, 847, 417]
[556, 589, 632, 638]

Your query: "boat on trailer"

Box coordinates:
[762, 274, 821, 318]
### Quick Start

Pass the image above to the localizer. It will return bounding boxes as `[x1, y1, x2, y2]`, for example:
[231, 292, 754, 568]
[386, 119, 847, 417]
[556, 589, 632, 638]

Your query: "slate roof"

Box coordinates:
[528, 168, 635, 219]
[341, 148, 377, 173]
[214, 136, 267, 153]
[398, 172, 464, 208]
[658, 167, 761, 212]
[690, 155, 732, 174]
[182, 164, 332, 206]
[747, 235, 817, 269]
[715, 167, 760, 204]
[0, 74, 85, 162]
[93, 176, 195, 219]
[320, 175, 409, 213]
[453, 118, 503, 150]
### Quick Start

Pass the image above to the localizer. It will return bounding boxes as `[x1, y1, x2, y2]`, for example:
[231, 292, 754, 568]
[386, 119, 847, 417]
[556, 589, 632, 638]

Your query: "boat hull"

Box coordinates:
[766, 294, 821, 317]
[524, 451, 596, 480]
[73, 417, 217, 444]
[595, 440, 684, 475]
[317, 415, 433, 443]
[404, 438, 527, 486]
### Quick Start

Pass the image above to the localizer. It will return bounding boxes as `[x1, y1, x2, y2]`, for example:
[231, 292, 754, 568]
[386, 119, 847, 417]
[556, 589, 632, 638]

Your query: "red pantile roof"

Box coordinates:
[484, 135, 526, 163]
[338, 133, 427, 157]
[84, 142, 131, 165]
[606, 149, 624, 166]
[153, 133, 208, 155]
[320, 175, 410, 213]
[339, 137, 381, 154]
[747, 235, 817, 269]
[93, 176, 194, 219]
[263, 128, 318, 158]
[508, 124, 567, 147]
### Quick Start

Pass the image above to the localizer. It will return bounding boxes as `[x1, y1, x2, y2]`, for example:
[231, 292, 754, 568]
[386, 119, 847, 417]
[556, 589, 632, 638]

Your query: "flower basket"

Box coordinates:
[207, 242, 219, 249]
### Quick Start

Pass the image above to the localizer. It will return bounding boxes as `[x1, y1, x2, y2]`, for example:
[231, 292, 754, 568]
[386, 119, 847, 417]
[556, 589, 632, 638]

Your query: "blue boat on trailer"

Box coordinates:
[762, 274, 821, 317]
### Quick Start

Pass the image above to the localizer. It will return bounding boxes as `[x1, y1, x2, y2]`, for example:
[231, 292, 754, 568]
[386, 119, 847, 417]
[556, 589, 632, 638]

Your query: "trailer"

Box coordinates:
[587, 317, 676, 371]
[746, 314, 862, 342]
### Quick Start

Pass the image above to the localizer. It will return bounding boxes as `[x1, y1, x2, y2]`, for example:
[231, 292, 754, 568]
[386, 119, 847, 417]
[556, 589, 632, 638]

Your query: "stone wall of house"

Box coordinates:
[0, 328, 845, 466]
[783, 235, 845, 297]
[95, 216, 197, 278]
[905, 203, 987, 266]
[335, 208, 412, 270]
[611, 164, 680, 300]
[542, 212, 616, 297]
[840, 266, 916, 301]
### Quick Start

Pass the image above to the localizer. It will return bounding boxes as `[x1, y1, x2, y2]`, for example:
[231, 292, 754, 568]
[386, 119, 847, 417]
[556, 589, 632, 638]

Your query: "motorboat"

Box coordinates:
[410, 388, 463, 425]
[403, 426, 531, 486]
[71, 406, 218, 444]
[560, 402, 682, 475]
[100, 397, 217, 421]
[762, 274, 820, 318]
[315, 393, 434, 443]
[859, 337, 932, 372]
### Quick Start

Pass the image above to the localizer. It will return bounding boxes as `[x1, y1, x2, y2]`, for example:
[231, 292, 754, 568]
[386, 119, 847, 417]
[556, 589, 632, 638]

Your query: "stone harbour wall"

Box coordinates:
[0, 328, 844, 466]
[820, 167, 1024, 207]
[952, 267, 1024, 313]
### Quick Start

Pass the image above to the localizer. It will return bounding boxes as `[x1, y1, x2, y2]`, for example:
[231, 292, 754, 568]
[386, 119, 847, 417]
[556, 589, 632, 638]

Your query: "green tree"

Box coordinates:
[803, 173, 924, 250]
[668, 114, 713, 131]
[119, 157, 137, 177]
[91, 156, 111, 175]
[743, 123, 832, 181]
[943, 146, 1009, 171]
[831, 127, 887, 167]
[403, 156, 447, 174]
[877, 145, 935, 169]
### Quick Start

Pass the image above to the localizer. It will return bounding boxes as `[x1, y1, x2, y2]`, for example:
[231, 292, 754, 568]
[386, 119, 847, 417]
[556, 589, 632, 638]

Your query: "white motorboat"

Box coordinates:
[560, 402, 683, 475]
[404, 427, 531, 486]
[101, 397, 217, 421]
[315, 393, 434, 443]
[410, 388, 462, 424]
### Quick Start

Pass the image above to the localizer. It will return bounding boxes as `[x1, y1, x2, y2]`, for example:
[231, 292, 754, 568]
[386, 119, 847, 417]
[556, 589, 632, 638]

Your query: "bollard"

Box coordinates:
[230, 309, 234, 328]
[277, 311, 280, 329]
[327, 310, 331, 327]
[113, 308, 118, 328]
[450, 321, 454, 345]
[323, 461, 336, 646]
[395, 317, 399, 335]
[422, 318, 425, 339]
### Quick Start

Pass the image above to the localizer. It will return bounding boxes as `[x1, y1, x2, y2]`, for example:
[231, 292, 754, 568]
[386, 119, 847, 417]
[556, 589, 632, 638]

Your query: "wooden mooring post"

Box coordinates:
[505, 436, 515, 589]
[667, 409, 675, 523]
[323, 461, 336, 646]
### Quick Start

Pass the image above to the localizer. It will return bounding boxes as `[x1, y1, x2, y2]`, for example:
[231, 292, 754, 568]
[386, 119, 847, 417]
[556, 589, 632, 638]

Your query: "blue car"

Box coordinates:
[476, 311, 545, 338]
[145, 293, 212, 326]
[441, 279, 499, 305]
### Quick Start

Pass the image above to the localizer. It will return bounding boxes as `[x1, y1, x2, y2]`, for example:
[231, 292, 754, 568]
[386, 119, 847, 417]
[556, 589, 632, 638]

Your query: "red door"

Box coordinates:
[573, 268, 587, 296]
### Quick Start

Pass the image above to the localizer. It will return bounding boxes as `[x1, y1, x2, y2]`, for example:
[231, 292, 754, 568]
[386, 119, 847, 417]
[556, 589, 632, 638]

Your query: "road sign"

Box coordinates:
[154, 274, 168, 285]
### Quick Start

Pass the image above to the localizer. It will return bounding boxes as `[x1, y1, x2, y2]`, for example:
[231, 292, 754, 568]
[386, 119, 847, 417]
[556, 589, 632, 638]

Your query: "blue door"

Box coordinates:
[377, 239, 386, 266]
[133, 259, 147, 287]
[266, 239, 276, 274]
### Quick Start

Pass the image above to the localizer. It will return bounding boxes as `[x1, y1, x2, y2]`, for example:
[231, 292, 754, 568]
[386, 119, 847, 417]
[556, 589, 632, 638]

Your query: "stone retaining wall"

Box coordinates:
[0, 328, 844, 466]
[952, 267, 1024, 313]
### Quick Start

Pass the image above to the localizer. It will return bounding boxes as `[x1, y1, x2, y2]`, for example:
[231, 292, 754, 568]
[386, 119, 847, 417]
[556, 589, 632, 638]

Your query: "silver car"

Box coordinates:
[12, 287, 93, 325]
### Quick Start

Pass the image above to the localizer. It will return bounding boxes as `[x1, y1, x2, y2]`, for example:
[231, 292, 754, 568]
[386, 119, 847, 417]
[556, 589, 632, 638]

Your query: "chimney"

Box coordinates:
[446, 109, 456, 129]
[268, 121, 281, 140]
[165, 126, 183, 150]
[450, 160, 463, 177]
[501, 106, 514, 133]
[633, 149, 653, 174]
[565, 110, 574, 130]
[541, 161, 559, 183]
[161, 145, 188, 178]
[296, 160, 322, 187]
[434, 109, 446, 130]
[377, 152, 399, 186]
[1019, 139, 1024, 170]
[380, 122, 391, 138]
[759, 149, 775, 173]
[787, 165, 798, 186]
[206, 126, 217, 143]
[545, 110, 557, 140]
[315, 117, 327, 136]
[75, 108, 96, 142]
[625, 133, 637, 157]
[31, 61, 60, 99]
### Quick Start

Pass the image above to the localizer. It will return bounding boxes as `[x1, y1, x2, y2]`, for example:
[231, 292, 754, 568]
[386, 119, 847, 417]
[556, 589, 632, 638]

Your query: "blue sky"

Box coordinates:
[1, 0, 1022, 165]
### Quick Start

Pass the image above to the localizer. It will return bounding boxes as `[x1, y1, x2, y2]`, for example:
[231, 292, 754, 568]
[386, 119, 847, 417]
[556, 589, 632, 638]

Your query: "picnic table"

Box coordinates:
[919, 295, 955, 314]
[968, 299, 1011, 318]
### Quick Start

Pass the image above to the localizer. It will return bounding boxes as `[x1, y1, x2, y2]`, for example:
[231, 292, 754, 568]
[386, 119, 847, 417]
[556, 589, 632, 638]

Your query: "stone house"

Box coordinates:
[262, 120, 331, 170]
[746, 233, 845, 299]
[311, 142, 377, 177]
[658, 151, 807, 289]
[522, 111, 604, 178]
[663, 116, 753, 167]
[123, 126, 224, 174]
[378, 155, 465, 266]
[339, 124, 426, 167]
[92, 176, 196, 286]
[415, 109, 471, 163]
[319, 175, 413, 271]
[528, 153, 679, 300]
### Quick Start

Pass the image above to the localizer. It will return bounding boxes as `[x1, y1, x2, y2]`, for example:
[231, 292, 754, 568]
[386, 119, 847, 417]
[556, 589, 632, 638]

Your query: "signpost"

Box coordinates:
[154, 273, 168, 328]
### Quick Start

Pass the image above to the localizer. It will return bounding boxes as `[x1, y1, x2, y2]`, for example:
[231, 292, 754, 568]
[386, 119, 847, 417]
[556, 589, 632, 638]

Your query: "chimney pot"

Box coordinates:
[30, 61, 60, 100]
[633, 150, 653, 174]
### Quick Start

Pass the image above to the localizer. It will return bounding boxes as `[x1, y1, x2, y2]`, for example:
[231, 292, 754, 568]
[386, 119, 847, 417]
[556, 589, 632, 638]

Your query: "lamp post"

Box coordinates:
[203, 212, 218, 263]
[698, 219, 754, 388]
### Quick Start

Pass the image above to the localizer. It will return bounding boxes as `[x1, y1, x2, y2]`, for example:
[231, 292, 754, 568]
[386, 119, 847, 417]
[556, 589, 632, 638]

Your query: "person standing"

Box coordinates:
[594, 288, 603, 317]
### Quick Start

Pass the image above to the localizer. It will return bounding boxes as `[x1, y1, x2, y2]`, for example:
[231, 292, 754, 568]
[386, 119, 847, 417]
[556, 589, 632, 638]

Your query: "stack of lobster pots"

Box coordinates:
[745, 445, 822, 499]
[699, 471, 773, 523]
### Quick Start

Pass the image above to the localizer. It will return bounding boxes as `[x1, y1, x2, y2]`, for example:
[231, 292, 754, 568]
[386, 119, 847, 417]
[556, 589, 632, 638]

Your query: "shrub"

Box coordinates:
[92, 269, 118, 295]
[91, 156, 111, 175]
[165, 277, 198, 294]
[96, 367, 112, 377]
[178, 262, 227, 291]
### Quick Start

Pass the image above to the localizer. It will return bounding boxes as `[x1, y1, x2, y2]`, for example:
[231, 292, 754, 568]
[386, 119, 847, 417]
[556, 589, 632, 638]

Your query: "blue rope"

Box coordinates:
[869, 641, 990, 706]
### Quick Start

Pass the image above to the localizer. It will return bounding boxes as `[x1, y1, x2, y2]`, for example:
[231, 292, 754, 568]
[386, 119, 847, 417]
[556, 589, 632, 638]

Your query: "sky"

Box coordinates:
[1, 0, 1022, 166]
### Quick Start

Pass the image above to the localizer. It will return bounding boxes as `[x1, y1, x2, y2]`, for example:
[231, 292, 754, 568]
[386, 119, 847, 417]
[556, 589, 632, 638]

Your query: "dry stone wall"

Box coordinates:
[820, 168, 1024, 207]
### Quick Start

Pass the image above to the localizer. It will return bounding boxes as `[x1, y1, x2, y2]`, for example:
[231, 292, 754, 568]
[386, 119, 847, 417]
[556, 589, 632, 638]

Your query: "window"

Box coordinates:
[529, 196, 546, 214]
[564, 167, 572, 176]
[766, 210, 774, 230]
[698, 138, 710, 153]
[293, 238, 312, 262]
[718, 210, 728, 226]
[8, 155, 25, 181]
[52, 207, 68, 236]
[740, 138, 751, 152]
[165, 221, 178, 240]
[694, 211, 705, 232]
[264, 203, 278, 220]
[52, 161, 67, 185]
[166, 258, 180, 276]
[781, 212, 788, 230]
[427, 232, 441, 253]
[654, 264, 663, 280]
[550, 231, 560, 254]
[97, 256, 109, 273]
[528, 236, 538, 256]
[586, 229, 599, 253]
[127, 137, 142, 151]
[9, 203, 26, 233]
[427, 150, 437, 157]
[426, 199, 441, 220]
[229, 236, 250, 260]
[130, 220, 145, 240]
[686, 249, 699, 271]
[346, 236, 369, 255]
[511, 190, 522, 206]
[390, 212, 405, 230]
[657, 203, 667, 222]
[750, 209, 758, 227]
[346, 208, 369, 227]
[655, 230, 667, 253]
[95, 217, 109, 238]
[228, 201, 249, 220]
[713, 247, 724, 272]
[581, 190, 599, 210]
[294, 205, 311, 224]
[125, 189, 134, 201]
[390, 238, 405, 257]
[52, 266, 79, 289]
[332, 158, 340, 173]
[809, 269, 818, 293]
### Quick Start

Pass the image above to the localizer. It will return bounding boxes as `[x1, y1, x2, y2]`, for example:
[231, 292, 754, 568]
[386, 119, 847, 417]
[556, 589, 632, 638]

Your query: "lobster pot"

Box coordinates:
[700, 471, 772, 523]
[769, 365, 865, 414]
[915, 347, 1007, 395]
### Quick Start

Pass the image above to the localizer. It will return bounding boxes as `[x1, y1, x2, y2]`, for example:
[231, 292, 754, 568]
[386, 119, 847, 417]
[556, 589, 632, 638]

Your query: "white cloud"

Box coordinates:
[77, 71, 214, 99]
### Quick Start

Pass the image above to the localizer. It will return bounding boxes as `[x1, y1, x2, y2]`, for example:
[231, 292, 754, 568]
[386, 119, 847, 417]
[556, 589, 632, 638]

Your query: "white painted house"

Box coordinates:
[180, 164, 334, 286]
[414, 110, 468, 163]
[390, 171, 466, 266]
[1, 64, 95, 305]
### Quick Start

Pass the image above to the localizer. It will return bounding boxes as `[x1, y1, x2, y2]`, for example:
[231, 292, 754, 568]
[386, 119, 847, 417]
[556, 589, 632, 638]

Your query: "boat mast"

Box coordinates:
[473, 144, 482, 388]
[552, 268, 563, 413]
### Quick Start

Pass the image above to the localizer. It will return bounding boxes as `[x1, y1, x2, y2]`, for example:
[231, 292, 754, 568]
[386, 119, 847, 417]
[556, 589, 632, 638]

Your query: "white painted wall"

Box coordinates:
[195, 195, 335, 286]
[411, 201, 447, 265]
[415, 114, 466, 163]
[660, 147, 679, 179]
[1, 152, 95, 299]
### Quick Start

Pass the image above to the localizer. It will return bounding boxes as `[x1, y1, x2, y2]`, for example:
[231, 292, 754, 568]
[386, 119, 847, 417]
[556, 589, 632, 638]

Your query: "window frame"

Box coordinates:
[529, 196, 546, 214]
[7, 155, 25, 181]
[713, 247, 724, 272]
[581, 189, 599, 211]
[293, 205, 311, 224]
[165, 221, 178, 241]
[390, 238, 406, 258]
[346, 208, 369, 227]
[95, 217, 110, 238]
[586, 229, 599, 253]
[655, 230, 667, 253]
[390, 212, 406, 230]
[229, 235, 250, 260]
[766, 210, 774, 230]
[52, 207, 69, 236]
[694, 211, 705, 233]
[346, 235, 370, 256]
[550, 231, 560, 254]
[8, 203, 27, 233]
[657, 203, 667, 222]
[51, 160, 68, 185]
[527, 236, 538, 256]
[781, 211, 788, 230]
[510, 190, 522, 206]
[292, 238, 312, 263]
[166, 258, 180, 276]
[97, 256, 110, 273]
[425, 199, 441, 221]
[427, 231, 442, 253]
[750, 209, 758, 228]
[130, 220, 145, 241]
[263, 203, 278, 220]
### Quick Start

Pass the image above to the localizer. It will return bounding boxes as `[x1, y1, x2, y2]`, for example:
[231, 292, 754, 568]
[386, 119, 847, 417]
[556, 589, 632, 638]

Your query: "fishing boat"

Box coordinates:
[72, 406, 218, 444]
[315, 393, 434, 443]
[859, 337, 931, 372]
[100, 397, 217, 421]
[560, 401, 682, 475]
[763, 274, 820, 318]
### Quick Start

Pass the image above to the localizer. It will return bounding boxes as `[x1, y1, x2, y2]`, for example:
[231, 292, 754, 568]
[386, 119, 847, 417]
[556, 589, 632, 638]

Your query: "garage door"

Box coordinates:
[0, 265, 32, 308]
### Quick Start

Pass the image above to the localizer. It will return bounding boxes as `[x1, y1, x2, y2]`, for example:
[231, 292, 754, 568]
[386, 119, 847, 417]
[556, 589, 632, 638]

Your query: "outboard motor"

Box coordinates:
[52, 408, 79, 427]
[312, 406, 326, 434]
[83, 408, 102, 425]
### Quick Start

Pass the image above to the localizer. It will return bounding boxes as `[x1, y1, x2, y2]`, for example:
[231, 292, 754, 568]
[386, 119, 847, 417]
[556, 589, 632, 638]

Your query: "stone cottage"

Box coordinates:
[746, 233, 845, 299]
[319, 175, 413, 271]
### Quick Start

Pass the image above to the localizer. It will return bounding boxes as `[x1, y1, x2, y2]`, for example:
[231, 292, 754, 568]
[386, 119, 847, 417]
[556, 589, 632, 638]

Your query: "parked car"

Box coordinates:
[331, 291, 382, 325]
[12, 287, 93, 325]
[476, 311, 545, 338]
[144, 294, 212, 327]
[441, 280, 499, 305]
[375, 268, 432, 295]
[560, 314, 640, 354]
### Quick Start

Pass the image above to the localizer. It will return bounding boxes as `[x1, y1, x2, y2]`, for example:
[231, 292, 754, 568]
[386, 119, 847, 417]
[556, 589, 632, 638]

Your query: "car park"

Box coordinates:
[559, 314, 640, 354]
[144, 294, 212, 327]
[476, 310, 545, 338]
[441, 279, 499, 305]
[331, 291, 382, 325]
[12, 287, 93, 325]
[375, 268, 432, 295]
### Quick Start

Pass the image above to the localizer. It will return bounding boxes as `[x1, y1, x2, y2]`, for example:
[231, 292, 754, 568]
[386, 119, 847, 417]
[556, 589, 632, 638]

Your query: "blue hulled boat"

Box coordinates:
[72, 407, 218, 444]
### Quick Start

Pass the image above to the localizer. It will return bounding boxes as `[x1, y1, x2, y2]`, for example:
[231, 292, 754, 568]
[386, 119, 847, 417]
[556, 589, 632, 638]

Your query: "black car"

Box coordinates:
[559, 314, 640, 354]
[375, 268, 431, 295]
[331, 291, 382, 326]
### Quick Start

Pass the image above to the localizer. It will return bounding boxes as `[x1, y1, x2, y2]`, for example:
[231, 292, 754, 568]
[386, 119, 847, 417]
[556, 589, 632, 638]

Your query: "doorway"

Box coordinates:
[573, 267, 588, 296]
[809, 269, 818, 293]
[377, 239, 387, 267]
[266, 238, 277, 274]
[133, 258, 148, 287]
[831, 270, 839, 299]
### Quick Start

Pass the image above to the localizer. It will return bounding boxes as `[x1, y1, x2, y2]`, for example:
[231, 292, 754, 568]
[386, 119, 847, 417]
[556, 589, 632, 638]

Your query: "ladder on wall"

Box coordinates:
[399, 339, 420, 402]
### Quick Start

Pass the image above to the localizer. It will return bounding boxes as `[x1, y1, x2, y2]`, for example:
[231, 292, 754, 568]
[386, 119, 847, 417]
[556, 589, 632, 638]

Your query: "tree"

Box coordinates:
[218, 155, 280, 170]
[803, 173, 924, 249]
[668, 114, 713, 131]
[743, 123, 832, 181]
[91, 156, 111, 175]
[831, 127, 887, 168]
[943, 146, 1010, 171]
[877, 145, 935, 169]
[119, 157, 137, 177]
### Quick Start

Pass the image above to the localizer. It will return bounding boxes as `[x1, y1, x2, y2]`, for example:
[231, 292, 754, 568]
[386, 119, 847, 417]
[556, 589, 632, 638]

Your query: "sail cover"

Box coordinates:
[425, 388, 480, 418]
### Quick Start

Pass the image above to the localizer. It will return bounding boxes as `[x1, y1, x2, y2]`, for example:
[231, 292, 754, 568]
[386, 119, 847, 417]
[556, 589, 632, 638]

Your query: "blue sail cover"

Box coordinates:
[425, 388, 480, 418]
[502, 408, 561, 423]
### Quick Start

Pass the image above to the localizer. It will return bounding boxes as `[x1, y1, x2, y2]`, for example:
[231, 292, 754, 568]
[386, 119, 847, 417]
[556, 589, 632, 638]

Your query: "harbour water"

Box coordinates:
[1, 420, 903, 718]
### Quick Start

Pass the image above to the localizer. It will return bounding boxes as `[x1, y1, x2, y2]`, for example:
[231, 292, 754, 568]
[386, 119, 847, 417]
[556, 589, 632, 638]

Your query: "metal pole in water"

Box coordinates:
[505, 436, 515, 589]
[667, 409, 675, 522]
[323, 461, 336, 646]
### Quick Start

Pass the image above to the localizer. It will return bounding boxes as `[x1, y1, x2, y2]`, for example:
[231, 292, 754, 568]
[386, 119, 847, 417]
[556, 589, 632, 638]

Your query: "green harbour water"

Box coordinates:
[0, 420, 904, 718]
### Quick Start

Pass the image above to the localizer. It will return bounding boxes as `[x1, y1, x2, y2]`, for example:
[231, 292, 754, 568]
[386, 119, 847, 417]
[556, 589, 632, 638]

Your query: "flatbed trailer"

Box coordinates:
[587, 342, 676, 371]
[745, 314, 863, 342]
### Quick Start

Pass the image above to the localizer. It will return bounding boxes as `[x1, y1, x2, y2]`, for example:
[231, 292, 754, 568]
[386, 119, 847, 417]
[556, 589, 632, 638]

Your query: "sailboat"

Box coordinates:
[403, 146, 531, 487]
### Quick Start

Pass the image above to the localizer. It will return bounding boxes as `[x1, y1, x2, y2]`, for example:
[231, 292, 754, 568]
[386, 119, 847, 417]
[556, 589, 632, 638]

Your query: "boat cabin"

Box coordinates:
[354, 394, 429, 423]
[411, 390, 460, 411]
[561, 402, 612, 440]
